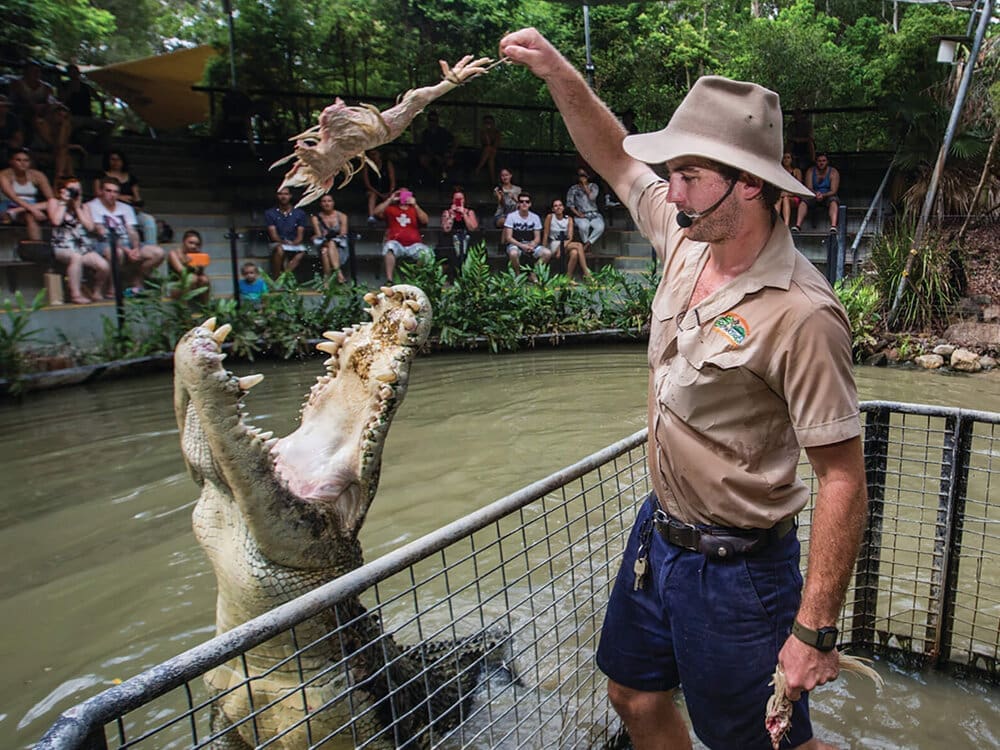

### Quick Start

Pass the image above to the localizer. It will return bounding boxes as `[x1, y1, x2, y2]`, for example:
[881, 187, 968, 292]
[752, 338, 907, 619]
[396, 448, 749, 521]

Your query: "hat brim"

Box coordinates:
[623, 130, 813, 198]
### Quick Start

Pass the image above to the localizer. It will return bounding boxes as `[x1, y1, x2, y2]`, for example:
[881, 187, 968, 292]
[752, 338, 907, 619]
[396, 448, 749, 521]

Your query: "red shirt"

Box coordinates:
[384, 204, 423, 245]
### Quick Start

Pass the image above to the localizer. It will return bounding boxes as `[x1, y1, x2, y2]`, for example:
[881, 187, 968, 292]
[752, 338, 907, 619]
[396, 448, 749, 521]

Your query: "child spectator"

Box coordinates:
[47, 175, 110, 304]
[239, 261, 267, 302]
[168, 229, 211, 301]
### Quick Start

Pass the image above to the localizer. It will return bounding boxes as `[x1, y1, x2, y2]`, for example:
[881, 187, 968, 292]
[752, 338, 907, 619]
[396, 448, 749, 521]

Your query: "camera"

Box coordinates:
[66, 186, 80, 200]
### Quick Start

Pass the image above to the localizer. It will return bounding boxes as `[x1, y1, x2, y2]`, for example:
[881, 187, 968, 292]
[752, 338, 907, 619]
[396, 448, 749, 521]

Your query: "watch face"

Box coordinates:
[817, 627, 838, 650]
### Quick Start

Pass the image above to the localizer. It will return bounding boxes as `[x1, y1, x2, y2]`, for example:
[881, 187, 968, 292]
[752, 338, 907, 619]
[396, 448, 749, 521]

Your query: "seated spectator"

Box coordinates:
[0, 148, 54, 240]
[543, 198, 589, 280]
[93, 150, 158, 245]
[265, 187, 310, 276]
[239, 261, 267, 302]
[503, 192, 548, 275]
[362, 148, 396, 226]
[778, 151, 804, 227]
[25, 103, 84, 179]
[167, 229, 211, 301]
[311, 194, 348, 283]
[440, 187, 479, 267]
[417, 111, 455, 184]
[87, 176, 165, 296]
[374, 187, 431, 283]
[59, 64, 112, 153]
[9, 61, 56, 143]
[493, 167, 521, 228]
[795, 152, 841, 233]
[47, 175, 109, 304]
[474, 114, 501, 181]
[0, 95, 25, 163]
[566, 168, 605, 251]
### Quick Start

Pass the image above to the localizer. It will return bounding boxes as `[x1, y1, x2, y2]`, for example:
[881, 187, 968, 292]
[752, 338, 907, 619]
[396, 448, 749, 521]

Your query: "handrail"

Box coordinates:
[849, 160, 894, 268]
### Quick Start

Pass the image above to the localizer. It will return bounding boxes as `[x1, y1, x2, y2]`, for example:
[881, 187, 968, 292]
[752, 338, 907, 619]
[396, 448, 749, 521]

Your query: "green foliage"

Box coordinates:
[834, 274, 881, 361]
[2, 0, 115, 61]
[868, 220, 960, 331]
[0, 291, 47, 393]
[397, 244, 658, 352]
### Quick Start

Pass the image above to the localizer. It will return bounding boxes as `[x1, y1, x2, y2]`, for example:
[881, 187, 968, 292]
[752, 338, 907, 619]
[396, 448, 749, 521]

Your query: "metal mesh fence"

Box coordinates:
[37, 402, 1000, 749]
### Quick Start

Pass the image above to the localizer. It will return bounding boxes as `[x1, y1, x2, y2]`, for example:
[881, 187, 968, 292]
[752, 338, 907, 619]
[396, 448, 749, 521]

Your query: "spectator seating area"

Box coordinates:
[0, 134, 892, 332]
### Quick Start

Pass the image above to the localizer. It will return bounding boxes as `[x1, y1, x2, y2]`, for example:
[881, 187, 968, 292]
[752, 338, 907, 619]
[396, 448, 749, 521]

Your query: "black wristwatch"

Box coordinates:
[791, 620, 838, 652]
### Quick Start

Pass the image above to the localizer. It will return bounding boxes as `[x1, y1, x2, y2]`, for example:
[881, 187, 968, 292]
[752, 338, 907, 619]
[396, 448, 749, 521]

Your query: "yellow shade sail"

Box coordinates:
[85, 46, 218, 129]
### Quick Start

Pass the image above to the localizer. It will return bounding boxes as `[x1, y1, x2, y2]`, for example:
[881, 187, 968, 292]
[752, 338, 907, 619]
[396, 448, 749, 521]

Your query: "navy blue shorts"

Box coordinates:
[596, 494, 812, 749]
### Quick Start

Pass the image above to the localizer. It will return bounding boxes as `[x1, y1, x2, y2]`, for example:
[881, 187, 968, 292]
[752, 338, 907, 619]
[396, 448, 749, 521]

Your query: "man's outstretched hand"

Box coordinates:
[499, 28, 564, 79]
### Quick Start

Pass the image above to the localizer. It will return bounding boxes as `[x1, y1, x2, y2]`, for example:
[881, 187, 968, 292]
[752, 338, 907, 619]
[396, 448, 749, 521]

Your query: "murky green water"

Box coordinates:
[1, 347, 998, 748]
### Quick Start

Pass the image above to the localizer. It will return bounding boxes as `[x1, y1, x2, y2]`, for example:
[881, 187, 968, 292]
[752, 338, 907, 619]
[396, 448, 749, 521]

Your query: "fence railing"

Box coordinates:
[36, 401, 1000, 749]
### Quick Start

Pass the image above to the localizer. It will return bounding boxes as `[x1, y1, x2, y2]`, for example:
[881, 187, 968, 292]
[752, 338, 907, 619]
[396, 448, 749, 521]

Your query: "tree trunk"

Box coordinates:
[958, 122, 1000, 241]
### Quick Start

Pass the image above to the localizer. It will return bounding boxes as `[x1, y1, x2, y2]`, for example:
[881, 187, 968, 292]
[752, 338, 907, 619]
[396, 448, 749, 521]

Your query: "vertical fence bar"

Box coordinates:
[851, 406, 890, 647]
[928, 414, 974, 666]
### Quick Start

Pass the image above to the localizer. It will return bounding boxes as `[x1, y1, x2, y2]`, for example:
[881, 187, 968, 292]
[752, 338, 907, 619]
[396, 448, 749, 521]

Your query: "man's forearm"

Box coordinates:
[797, 459, 867, 628]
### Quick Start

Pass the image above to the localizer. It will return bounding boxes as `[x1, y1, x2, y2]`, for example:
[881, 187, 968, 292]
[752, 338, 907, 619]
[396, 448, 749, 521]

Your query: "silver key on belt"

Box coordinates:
[633, 556, 648, 590]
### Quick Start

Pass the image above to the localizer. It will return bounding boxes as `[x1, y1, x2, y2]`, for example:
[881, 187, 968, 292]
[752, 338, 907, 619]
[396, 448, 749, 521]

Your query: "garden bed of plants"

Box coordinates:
[0, 246, 659, 397]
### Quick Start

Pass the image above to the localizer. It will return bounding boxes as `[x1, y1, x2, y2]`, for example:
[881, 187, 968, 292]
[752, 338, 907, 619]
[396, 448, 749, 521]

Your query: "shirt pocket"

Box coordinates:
[663, 332, 766, 430]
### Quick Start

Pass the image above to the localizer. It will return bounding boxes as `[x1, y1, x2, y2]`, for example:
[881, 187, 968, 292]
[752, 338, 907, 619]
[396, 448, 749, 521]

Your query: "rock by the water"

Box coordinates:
[982, 305, 1000, 323]
[951, 348, 982, 372]
[933, 344, 956, 357]
[865, 352, 888, 367]
[979, 355, 998, 370]
[942, 322, 1000, 349]
[915, 354, 945, 370]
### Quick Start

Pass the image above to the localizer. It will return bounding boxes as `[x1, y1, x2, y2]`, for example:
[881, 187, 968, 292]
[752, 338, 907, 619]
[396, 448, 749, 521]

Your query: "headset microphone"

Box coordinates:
[675, 179, 737, 229]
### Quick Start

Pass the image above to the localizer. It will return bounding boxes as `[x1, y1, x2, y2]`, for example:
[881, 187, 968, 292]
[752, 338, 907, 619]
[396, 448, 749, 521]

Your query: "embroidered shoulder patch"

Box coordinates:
[713, 312, 749, 346]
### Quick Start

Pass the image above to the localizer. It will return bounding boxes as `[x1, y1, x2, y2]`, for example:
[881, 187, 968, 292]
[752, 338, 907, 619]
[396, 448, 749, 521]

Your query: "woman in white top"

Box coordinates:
[542, 198, 590, 280]
[0, 147, 53, 240]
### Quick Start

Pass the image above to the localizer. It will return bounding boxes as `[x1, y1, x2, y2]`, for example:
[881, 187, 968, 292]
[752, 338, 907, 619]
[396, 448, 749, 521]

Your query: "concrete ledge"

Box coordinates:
[0, 329, 649, 397]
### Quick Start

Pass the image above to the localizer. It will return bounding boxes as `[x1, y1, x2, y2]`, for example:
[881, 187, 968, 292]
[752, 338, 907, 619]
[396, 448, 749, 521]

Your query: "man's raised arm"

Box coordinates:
[499, 28, 650, 203]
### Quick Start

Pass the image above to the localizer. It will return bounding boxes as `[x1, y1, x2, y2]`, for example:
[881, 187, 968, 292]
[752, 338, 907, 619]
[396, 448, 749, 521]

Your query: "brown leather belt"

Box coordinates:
[652, 509, 796, 559]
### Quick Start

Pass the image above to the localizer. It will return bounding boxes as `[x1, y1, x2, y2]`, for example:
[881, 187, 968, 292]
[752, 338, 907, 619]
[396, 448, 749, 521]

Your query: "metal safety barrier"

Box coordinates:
[37, 401, 1000, 749]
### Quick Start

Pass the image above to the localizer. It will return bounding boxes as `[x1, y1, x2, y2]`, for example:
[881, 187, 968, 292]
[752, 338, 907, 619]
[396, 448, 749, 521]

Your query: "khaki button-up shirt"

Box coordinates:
[628, 172, 861, 528]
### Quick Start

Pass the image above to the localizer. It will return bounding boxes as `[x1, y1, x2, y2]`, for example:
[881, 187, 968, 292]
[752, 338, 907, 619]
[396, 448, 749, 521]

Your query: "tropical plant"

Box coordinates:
[834, 274, 882, 361]
[0, 291, 47, 393]
[868, 219, 960, 331]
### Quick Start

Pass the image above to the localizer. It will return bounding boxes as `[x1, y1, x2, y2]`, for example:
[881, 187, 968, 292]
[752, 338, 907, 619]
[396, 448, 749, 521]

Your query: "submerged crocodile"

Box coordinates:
[174, 285, 507, 749]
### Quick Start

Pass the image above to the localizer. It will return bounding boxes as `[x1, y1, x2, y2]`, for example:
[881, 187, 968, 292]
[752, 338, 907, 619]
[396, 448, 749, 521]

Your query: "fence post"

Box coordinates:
[851, 406, 890, 649]
[927, 413, 973, 667]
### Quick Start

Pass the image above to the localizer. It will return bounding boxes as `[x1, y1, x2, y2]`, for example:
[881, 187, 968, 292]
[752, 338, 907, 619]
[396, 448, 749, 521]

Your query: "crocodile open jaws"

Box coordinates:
[173, 285, 506, 749]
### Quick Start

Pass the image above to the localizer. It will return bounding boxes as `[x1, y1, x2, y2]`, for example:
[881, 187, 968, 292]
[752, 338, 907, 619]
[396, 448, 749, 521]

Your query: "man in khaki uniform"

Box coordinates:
[500, 30, 869, 750]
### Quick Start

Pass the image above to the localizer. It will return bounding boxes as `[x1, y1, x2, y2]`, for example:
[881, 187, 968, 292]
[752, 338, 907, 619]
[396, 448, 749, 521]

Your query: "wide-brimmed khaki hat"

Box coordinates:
[623, 76, 812, 198]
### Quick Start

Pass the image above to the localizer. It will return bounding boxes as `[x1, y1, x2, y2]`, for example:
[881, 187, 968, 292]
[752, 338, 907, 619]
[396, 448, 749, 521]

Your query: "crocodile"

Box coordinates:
[174, 285, 507, 749]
